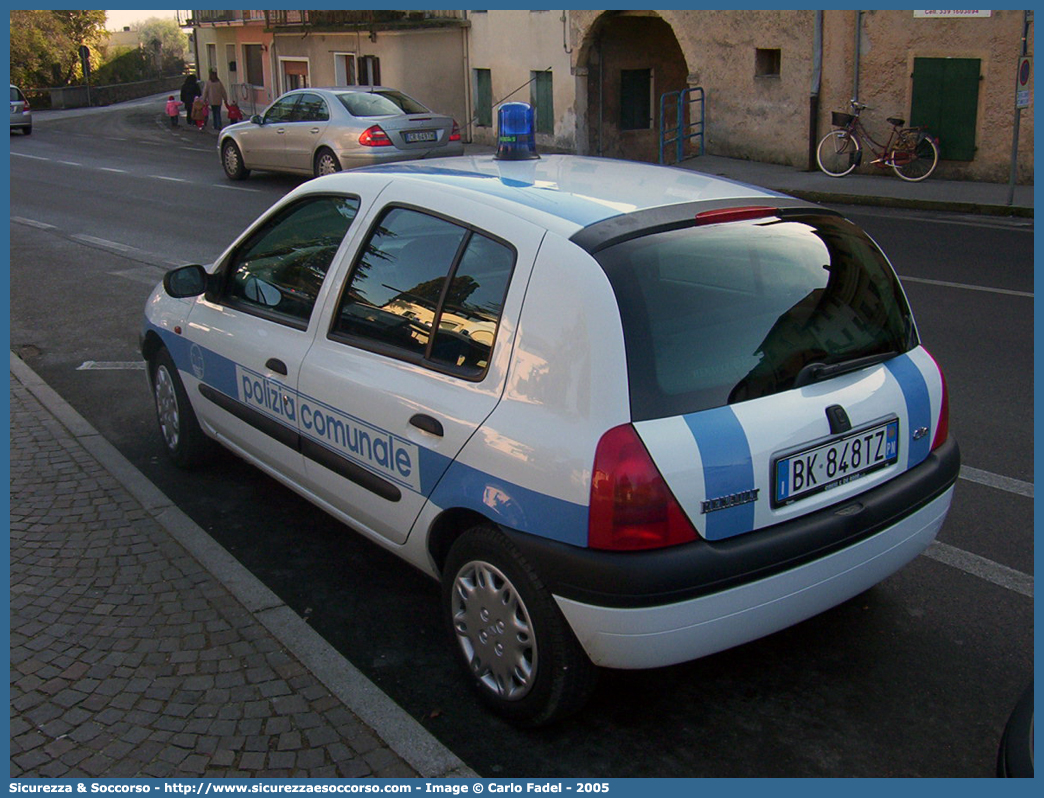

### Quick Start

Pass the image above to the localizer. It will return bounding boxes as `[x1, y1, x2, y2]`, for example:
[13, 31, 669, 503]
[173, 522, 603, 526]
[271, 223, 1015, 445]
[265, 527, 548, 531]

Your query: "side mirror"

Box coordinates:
[250, 114, 263, 125]
[163, 264, 208, 298]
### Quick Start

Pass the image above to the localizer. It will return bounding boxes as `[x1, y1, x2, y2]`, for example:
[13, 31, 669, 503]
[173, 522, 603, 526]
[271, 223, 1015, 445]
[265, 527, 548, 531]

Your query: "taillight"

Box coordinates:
[359, 125, 392, 147]
[449, 120, 461, 142]
[588, 424, 699, 551]
[924, 349, 949, 451]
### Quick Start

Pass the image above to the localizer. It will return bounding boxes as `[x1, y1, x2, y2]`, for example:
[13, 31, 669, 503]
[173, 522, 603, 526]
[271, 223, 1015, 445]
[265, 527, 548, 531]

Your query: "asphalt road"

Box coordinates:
[8, 101, 1033, 777]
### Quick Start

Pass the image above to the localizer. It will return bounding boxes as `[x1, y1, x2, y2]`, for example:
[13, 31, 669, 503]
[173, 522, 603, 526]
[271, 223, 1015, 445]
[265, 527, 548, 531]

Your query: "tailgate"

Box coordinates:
[635, 347, 945, 541]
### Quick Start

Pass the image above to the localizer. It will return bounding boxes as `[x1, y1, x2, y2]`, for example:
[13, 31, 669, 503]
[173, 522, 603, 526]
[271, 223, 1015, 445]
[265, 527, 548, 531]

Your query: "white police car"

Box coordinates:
[142, 104, 959, 725]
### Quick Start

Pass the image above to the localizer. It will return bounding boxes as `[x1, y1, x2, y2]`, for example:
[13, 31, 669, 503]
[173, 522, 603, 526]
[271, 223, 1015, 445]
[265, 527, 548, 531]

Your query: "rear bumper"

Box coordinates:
[557, 485, 953, 668]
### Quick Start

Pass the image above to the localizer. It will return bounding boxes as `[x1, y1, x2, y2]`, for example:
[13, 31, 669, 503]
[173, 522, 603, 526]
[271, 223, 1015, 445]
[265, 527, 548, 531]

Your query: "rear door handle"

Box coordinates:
[266, 358, 288, 376]
[409, 414, 444, 437]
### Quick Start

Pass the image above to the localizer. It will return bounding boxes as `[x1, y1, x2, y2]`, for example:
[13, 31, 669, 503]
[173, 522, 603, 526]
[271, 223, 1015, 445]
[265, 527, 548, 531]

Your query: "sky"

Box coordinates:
[104, 9, 180, 31]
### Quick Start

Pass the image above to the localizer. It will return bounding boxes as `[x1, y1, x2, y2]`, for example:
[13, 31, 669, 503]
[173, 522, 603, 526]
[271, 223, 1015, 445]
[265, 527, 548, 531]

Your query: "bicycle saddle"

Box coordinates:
[887, 117, 905, 127]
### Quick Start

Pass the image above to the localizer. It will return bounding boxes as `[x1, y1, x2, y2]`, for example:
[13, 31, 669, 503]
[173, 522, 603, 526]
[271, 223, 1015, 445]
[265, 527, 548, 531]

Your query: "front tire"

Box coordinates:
[892, 134, 939, 182]
[816, 130, 860, 177]
[221, 140, 250, 180]
[313, 147, 342, 178]
[150, 348, 213, 468]
[442, 524, 598, 726]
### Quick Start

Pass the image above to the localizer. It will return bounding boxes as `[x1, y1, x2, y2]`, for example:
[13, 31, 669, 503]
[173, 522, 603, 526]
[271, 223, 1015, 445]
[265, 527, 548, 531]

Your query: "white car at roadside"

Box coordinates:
[142, 106, 959, 726]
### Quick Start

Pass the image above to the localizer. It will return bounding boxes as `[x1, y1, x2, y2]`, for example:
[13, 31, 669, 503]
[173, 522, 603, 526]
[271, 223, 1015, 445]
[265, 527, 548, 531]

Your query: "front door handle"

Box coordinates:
[266, 358, 288, 376]
[409, 414, 444, 437]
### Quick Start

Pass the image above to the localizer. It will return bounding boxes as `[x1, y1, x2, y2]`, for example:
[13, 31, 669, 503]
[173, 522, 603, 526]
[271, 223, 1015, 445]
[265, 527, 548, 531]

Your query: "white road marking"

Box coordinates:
[152, 175, 189, 183]
[57, 160, 82, 167]
[10, 152, 49, 161]
[212, 184, 263, 193]
[923, 541, 1033, 598]
[71, 234, 137, 253]
[899, 275, 1033, 298]
[11, 217, 56, 230]
[77, 361, 147, 371]
[959, 466, 1033, 498]
[98, 167, 127, 174]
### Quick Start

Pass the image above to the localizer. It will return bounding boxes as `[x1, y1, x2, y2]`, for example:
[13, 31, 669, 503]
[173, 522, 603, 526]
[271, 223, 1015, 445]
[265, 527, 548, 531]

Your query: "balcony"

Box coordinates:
[264, 10, 464, 29]
[180, 10, 266, 27]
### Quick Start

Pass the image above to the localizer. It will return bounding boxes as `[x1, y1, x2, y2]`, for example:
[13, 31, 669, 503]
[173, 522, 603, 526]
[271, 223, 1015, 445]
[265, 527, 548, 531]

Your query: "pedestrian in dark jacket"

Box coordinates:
[180, 74, 201, 126]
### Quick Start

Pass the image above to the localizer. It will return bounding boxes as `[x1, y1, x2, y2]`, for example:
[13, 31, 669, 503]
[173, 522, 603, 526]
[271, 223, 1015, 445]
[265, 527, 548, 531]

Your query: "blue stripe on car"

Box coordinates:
[885, 354, 932, 467]
[148, 321, 588, 546]
[683, 406, 757, 541]
[427, 460, 589, 547]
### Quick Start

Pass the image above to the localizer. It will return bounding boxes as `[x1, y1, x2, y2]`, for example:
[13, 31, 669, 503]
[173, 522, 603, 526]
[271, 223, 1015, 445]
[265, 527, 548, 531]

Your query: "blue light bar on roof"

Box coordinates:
[495, 102, 540, 161]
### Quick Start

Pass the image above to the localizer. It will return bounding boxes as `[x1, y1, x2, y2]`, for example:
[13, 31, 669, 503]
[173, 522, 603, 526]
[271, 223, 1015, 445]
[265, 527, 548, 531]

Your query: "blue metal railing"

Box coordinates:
[659, 87, 705, 165]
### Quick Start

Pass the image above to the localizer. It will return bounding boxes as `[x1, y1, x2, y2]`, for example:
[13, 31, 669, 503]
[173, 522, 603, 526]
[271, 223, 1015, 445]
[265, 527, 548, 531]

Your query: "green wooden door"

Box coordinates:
[910, 57, 981, 161]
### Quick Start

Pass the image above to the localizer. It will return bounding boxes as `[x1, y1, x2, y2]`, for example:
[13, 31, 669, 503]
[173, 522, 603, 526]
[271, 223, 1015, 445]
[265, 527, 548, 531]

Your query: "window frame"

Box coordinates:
[326, 203, 517, 382]
[212, 193, 362, 331]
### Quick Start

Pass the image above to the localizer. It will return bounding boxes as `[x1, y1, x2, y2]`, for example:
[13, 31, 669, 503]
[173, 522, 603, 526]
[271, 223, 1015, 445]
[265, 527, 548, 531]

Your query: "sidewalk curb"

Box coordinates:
[9, 351, 477, 779]
[773, 188, 1035, 218]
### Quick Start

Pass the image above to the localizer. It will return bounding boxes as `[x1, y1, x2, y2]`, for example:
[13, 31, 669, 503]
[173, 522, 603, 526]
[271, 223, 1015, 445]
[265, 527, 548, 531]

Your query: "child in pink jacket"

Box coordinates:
[165, 96, 183, 128]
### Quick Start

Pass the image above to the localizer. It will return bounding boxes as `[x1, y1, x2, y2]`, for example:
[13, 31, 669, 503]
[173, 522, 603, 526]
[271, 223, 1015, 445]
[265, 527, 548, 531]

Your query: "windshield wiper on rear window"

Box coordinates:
[792, 351, 899, 389]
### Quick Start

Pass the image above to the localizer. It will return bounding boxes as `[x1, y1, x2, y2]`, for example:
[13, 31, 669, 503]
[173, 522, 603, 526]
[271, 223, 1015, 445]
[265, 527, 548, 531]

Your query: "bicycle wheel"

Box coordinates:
[892, 134, 939, 182]
[817, 130, 861, 177]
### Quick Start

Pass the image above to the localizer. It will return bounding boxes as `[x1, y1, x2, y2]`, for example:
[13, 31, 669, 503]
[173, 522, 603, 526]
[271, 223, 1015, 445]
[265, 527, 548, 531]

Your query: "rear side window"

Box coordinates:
[330, 206, 515, 379]
[337, 90, 428, 117]
[596, 214, 916, 421]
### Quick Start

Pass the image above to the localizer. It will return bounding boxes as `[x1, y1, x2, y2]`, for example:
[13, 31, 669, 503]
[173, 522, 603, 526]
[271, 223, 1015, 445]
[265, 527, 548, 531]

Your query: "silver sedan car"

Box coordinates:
[218, 87, 463, 180]
[10, 85, 32, 135]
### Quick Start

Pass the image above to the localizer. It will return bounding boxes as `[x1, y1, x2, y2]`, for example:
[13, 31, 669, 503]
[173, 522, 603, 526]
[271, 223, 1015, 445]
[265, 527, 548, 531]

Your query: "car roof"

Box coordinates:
[326, 154, 794, 239]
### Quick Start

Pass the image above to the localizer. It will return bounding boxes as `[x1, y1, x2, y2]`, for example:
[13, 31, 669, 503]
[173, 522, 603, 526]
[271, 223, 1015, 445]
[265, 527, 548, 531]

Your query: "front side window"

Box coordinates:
[331, 207, 514, 378]
[223, 195, 360, 326]
[596, 214, 916, 420]
[264, 95, 299, 124]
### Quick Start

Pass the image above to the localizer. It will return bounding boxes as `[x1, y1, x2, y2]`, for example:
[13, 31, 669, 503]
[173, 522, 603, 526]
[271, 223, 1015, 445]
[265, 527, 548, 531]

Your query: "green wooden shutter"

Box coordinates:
[531, 71, 553, 134]
[475, 69, 492, 128]
[910, 57, 981, 161]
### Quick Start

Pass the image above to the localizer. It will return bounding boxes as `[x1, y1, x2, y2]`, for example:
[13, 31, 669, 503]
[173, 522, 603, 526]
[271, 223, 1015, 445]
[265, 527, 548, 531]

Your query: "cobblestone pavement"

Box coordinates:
[9, 370, 422, 778]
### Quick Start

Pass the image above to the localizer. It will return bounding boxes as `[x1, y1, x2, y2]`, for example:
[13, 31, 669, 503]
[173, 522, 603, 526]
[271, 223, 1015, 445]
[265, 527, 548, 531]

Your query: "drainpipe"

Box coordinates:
[852, 10, 862, 103]
[808, 10, 823, 170]
[462, 11, 472, 144]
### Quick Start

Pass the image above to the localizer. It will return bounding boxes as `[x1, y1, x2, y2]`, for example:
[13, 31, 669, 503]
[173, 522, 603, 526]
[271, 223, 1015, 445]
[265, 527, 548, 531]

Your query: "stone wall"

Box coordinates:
[49, 75, 187, 110]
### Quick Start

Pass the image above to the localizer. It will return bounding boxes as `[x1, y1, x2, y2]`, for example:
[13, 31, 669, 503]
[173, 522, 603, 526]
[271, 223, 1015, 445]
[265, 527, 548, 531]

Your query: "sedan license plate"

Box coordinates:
[773, 418, 899, 506]
[404, 130, 437, 144]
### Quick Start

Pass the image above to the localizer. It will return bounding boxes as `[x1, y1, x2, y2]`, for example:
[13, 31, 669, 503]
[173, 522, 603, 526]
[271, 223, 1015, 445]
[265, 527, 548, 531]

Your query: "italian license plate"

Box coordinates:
[773, 418, 899, 506]
[404, 130, 437, 143]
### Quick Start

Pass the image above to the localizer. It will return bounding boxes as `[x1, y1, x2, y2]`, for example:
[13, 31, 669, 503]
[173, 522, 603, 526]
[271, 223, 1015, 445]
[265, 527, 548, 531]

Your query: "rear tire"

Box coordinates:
[313, 147, 342, 178]
[892, 135, 939, 182]
[221, 140, 250, 180]
[442, 524, 598, 726]
[816, 130, 860, 177]
[150, 348, 213, 468]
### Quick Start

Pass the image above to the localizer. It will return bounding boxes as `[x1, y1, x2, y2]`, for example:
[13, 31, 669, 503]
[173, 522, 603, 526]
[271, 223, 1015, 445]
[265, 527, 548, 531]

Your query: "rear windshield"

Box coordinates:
[337, 90, 429, 117]
[595, 213, 917, 421]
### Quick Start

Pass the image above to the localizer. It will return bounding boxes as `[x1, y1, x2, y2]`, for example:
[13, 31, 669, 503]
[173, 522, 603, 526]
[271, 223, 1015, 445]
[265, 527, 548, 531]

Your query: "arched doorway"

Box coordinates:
[579, 12, 689, 162]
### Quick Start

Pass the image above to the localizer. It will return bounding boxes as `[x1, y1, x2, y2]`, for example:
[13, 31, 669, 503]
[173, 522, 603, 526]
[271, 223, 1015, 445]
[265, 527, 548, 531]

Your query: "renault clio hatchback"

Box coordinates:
[143, 140, 959, 725]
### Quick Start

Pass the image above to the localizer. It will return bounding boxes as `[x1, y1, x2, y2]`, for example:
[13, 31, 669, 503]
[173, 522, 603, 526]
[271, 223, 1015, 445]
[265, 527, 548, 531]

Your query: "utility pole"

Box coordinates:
[1006, 10, 1032, 207]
